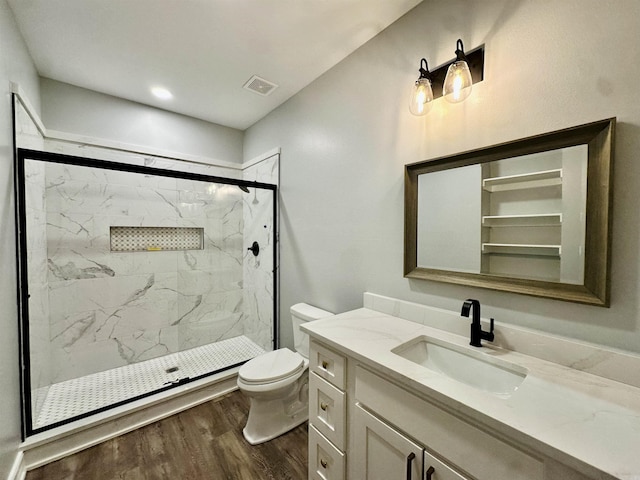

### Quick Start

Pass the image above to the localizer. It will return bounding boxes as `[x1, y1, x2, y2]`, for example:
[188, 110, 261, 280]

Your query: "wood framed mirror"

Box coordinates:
[404, 118, 615, 306]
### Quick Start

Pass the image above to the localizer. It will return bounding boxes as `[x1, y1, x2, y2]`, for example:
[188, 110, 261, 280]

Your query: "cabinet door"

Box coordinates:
[356, 366, 544, 480]
[423, 450, 471, 480]
[353, 404, 423, 480]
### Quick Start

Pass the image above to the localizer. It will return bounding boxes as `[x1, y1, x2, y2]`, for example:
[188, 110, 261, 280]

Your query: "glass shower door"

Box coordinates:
[16, 148, 277, 435]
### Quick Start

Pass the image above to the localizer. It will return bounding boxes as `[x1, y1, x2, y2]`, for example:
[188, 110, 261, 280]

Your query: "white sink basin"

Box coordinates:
[392, 336, 527, 398]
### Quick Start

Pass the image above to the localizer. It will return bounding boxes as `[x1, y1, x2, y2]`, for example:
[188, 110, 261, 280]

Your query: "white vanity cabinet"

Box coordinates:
[308, 338, 594, 480]
[301, 302, 640, 479]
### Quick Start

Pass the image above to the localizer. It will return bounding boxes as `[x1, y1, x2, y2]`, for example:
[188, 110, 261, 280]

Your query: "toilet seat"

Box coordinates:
[239, 348, 305, 385]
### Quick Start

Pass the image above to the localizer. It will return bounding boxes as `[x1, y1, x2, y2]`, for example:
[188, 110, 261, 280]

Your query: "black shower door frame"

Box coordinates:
[14, 148, 278, 438]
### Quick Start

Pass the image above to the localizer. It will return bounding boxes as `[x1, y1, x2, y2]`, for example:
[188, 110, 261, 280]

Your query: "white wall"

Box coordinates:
[244, 0, 640, 354]
[40, 78, 244, 164]
[0, 0, 40, 476]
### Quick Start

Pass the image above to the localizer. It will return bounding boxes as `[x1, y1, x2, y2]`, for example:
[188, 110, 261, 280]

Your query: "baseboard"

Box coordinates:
[7, 451, 26, 480]
[22, 371, 239, 472]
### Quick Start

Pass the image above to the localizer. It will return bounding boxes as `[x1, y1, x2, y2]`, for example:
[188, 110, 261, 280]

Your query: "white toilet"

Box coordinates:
[237, 303, 332, 445]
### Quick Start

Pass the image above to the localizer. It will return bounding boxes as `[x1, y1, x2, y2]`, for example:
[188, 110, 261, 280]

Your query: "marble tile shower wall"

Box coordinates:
[242, 155, 279, 351]
[45, 163, 245, 383]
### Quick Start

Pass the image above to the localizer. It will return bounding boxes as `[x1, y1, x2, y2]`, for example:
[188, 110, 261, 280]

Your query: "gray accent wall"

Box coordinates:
[244, 0, 640, 355]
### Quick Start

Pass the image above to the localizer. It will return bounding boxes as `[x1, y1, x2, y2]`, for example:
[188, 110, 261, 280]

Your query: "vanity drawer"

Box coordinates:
[310, 372, 346, 450]
[309, 424, 345, 480]
[310, 340, 346, 390]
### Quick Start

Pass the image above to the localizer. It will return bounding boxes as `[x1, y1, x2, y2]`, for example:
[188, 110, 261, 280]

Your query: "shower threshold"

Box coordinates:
[33, 335, 265, 430]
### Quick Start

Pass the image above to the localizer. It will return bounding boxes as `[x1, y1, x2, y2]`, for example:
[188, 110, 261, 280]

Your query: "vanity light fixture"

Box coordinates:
[409, 59, 434, 116]
[409, 38, 484, 116]
[443, 39, 473, 103]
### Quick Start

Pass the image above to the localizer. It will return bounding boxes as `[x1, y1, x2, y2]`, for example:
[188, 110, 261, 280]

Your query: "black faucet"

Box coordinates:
[461, 299, 494, 347]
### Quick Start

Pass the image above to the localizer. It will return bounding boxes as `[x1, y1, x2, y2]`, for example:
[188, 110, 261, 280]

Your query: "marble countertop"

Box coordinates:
[302, 308, 640, 480]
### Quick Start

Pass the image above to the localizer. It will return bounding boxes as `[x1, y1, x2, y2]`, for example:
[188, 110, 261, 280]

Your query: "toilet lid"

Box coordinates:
[239, 348, 305, 384]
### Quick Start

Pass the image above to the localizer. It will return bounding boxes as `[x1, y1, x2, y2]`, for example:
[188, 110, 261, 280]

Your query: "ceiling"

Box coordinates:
[8, 0, 422, 131]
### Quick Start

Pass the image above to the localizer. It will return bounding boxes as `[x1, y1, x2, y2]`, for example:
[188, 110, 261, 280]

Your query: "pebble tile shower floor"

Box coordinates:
[34, 335, 265, 429]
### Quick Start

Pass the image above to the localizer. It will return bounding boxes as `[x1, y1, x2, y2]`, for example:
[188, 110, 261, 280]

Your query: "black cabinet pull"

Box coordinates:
[406, 452, 416, 480]
[426, 466, 435, 480]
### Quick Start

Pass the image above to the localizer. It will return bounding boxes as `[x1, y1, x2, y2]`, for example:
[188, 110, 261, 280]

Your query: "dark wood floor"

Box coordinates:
[27, 390, 308, 480]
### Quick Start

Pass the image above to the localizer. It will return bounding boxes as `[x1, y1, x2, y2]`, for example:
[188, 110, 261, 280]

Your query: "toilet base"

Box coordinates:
[241, 380, 309, 445]
[242, 408, 308, 445]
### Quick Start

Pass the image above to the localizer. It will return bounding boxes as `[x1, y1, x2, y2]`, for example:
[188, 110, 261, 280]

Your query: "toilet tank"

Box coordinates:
[290, 303, 333, 359]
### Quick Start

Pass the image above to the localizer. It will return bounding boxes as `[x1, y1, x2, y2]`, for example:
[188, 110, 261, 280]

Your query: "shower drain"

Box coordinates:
[165, 366, 179, 373]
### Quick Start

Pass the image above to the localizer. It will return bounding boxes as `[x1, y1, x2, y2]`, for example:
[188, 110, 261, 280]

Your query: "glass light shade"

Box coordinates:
[409, 78, 434, 116]
[151, 86, 173, 100]
[443, 61, 472, 103]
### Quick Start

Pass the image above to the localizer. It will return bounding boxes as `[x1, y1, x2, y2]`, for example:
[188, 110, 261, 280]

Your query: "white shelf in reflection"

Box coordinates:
[481, 243, 561, 257]
[482, 213, 562, 228]
[482, 169, 562, 192]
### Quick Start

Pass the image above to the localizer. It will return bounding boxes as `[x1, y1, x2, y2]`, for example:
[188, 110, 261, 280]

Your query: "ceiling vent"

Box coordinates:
[243, 75, 278, 96]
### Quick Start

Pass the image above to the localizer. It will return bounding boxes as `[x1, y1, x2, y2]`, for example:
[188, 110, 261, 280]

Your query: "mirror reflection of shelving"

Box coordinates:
[480, 146, 587, 284]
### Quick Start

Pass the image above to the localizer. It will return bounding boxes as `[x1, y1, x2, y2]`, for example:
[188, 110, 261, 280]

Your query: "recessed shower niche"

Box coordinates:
[15, 148, 278, 436]
[110, 226, 205, 252]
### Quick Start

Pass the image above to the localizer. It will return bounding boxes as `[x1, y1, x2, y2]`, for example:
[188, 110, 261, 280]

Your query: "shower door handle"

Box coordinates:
[247, 241, 260, 256]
